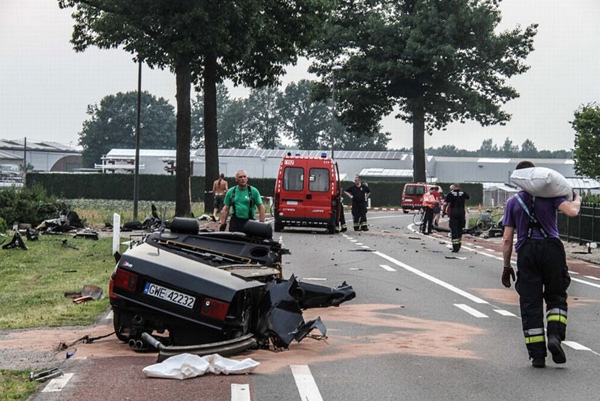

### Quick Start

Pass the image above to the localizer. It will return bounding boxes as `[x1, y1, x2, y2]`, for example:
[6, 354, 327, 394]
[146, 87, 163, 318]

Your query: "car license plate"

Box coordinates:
[143, 282, 196, 309]
[286, 200, 298, 205]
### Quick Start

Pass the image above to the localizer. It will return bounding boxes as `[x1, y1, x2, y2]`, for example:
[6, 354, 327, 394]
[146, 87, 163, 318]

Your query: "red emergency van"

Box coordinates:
[273, 153, 342, 233]
[401, 183, 439, 213]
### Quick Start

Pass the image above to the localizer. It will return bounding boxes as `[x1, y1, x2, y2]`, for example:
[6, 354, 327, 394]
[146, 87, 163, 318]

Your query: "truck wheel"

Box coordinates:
[327, 224, 335, 234]
[274, 220, 283, 232]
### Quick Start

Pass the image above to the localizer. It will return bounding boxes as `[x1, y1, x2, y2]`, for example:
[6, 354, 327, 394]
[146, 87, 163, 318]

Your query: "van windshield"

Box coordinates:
[308, 168, 329, 192]
[406, 186, 425, 196]
[283, 167, 303, 191]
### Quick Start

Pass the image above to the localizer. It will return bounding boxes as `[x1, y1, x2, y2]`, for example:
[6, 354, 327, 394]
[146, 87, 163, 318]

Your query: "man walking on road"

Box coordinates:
[344, 177, 370, 231]
[219, 170, 265, 232]
[501, 161, 581, 368]
[443, 183, 469, 252]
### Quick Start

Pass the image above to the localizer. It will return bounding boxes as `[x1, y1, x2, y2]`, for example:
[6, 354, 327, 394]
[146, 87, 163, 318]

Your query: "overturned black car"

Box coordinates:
[109, 218, 355, 356]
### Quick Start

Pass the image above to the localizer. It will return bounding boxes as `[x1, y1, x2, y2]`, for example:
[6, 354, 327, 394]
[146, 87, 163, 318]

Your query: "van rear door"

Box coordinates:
[278, 158, 307, 219]
[304, 163, 333, 221]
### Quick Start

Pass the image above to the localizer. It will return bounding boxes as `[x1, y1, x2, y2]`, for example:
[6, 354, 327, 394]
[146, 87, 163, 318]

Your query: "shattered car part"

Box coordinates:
[2, 231, 28, 250]
[110, 218, 355, 353]
[142, 332, 258, 362]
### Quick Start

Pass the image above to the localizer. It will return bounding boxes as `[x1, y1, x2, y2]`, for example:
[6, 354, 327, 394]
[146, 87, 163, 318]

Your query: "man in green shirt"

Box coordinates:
[219, 170, 265, 232]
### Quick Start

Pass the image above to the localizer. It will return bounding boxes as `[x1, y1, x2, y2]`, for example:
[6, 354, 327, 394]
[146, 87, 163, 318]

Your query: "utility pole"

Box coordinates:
[133, 59, 142, 221]
[330, 65, 342, 160]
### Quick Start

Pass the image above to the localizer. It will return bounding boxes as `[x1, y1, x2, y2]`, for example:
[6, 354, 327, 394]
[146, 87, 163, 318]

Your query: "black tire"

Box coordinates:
[170, 217, 199, 234]
[476, 218, 492, 231]
[274, 219, 283, 232]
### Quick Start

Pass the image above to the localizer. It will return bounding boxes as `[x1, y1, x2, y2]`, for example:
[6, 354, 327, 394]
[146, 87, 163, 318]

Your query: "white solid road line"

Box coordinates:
[455, 304, 488, 318]
[571, 277, 600, 289]
[231, 383, 251, 401]
[42, 373, 74, 393]
[291, 365, 324, 401]
[373, 251, 489, 304]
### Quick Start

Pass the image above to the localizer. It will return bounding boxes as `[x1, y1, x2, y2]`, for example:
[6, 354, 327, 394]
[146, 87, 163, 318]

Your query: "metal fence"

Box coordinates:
[558, 203, 600, 244]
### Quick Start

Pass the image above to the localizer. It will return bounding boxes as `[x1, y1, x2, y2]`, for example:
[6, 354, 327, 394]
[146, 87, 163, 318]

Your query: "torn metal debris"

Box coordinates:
[109, 218, 355, 357]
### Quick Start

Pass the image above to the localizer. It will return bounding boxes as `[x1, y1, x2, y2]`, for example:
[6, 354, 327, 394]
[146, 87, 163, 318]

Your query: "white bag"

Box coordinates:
[143, 353, 210, 380]
[510, 167, 573, 200]
[143, 353, 260, 380]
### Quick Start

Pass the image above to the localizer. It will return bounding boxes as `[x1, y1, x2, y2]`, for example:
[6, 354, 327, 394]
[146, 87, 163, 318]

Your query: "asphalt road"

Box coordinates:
[31, 211, 600, 400]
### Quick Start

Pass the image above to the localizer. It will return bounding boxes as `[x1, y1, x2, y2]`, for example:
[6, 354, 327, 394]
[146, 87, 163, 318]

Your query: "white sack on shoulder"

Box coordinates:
[143, 353, 210, 380]
[143, 353, 260, 380]
[203, 353, 260, 375]
[510, 167, 573, 200]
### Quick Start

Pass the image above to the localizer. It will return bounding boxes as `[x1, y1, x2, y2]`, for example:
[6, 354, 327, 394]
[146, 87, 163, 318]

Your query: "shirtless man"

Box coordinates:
[212, 173, 228, 220]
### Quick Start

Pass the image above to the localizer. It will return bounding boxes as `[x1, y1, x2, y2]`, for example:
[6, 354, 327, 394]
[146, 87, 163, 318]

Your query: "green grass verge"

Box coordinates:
[0, 236, 114, 330]
[0, 370, 39, 401]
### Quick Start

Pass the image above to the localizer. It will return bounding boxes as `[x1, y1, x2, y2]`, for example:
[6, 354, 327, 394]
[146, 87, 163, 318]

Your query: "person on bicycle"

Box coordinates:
[443, 183, 470, 252]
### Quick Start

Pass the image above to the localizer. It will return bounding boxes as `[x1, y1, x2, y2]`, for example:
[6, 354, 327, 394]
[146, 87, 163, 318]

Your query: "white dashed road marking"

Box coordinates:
[291, 365, 324, 401]
[455, 304, 488, 318]
[494, 309, 517, 317]
[42, 373, 74, 393]
[379, 264, 397, 272]
[231, 383, 251, 401]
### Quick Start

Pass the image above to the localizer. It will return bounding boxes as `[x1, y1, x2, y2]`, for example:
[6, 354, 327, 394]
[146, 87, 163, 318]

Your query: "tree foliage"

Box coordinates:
[277, 80, 330, 150]
[59, 0, 331, 215]
[426, 138, 571, 158]
[79, 91, 175, 167]
[309, 0, 537, 182]
[572, 103, 600, 179]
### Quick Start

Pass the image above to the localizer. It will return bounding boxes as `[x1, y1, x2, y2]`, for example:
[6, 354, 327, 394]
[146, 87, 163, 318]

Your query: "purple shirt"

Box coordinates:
[503, 191, 566, 252]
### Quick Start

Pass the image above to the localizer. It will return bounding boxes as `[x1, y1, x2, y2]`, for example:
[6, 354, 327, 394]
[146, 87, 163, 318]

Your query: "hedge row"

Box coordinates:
[26, 173, 483, 207]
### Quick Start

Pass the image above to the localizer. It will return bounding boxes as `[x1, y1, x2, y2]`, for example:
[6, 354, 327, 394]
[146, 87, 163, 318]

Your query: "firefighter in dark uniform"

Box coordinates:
[443, 183, 470, 252]
[344, 177, 370, 231]
[502, 161, 581, 368]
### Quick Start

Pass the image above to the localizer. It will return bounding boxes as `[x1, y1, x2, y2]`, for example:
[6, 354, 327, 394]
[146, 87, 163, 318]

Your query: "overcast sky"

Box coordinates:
[1, 0, 599, 151]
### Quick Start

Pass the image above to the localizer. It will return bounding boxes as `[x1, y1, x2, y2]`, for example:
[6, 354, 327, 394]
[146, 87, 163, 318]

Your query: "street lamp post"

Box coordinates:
[331, 65, 342, 160]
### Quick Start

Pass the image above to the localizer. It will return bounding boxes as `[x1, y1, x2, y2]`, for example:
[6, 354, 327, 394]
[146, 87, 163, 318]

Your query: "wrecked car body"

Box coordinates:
[109, 217, 355, 354]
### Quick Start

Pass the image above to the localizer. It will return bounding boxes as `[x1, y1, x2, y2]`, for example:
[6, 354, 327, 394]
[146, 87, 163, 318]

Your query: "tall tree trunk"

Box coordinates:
[411, 98, 426, 183]
[203, 50, 219, 214]
[175, 58, 192, 217]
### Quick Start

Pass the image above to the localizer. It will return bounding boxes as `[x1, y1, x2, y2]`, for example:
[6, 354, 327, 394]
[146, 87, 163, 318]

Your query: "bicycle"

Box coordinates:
[474, 208, 504, 236]
[412, 207, 425, 226]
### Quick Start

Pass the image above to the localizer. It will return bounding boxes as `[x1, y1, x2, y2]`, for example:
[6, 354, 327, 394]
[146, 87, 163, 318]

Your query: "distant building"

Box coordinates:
[0, 139, 82, 172]
[100, 148, 591, 187]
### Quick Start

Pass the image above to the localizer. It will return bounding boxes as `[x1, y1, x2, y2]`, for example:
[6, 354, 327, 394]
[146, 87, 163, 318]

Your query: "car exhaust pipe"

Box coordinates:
[141, 332, 257, 362]
[128, 339, 137, 349]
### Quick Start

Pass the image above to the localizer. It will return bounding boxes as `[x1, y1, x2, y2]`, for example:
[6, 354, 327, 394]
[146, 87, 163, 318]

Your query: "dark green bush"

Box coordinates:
[0, 185, 62, 226]
[0, 216, 7, 233]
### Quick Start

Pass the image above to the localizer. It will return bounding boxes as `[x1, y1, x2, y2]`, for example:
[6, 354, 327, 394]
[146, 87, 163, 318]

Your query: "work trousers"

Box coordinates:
[351, 203, 368, 231]
[421, 207, 434, 234]
[516, 238, 570, 359]
[449, 215, 465, 252]
[229, 215, 250, 233]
